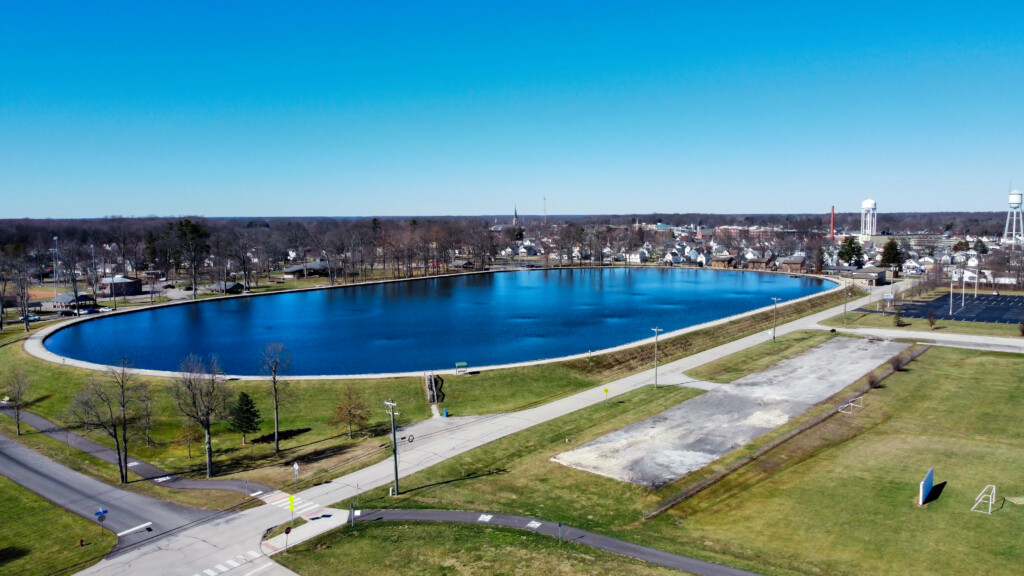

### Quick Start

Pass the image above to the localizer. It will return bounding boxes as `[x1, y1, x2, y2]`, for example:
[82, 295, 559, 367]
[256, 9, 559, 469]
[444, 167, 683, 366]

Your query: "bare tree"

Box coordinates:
[171, 354, 230, 478]
[260, 343, 290, 453]
[4, 368, 30, 435]
[139, 383, 154, 447]
[170, 219, 210, 299]
[65, 359, 142, 483]
[328, 385, 369, 440]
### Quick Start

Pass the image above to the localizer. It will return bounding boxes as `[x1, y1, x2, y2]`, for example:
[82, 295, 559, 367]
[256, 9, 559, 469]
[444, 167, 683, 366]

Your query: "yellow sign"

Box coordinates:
[604, 388, 609, 394]
[289, 495, 295, 511]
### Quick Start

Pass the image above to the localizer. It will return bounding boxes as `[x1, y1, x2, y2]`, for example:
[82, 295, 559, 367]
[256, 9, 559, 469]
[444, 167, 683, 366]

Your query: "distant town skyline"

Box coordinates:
[2, 2, 1022, 219]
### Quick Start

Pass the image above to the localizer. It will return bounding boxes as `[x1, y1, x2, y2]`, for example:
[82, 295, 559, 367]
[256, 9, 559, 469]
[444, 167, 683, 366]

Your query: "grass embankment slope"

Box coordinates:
[823, 308, 1021, 338]
[684, 330, 835, 383]
[0, 474, 116, 576]
[341, 346, 1024, 576]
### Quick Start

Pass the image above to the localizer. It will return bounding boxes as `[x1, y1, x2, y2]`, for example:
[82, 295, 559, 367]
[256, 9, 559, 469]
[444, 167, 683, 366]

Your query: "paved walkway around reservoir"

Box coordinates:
[66, 280, 1024, 576]
[1, 408, 273, 496]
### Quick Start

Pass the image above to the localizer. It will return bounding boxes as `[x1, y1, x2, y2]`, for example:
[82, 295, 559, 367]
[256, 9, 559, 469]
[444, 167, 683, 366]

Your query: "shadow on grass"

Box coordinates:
[251, 428, 312, 444]
[0, 546, 29, 567]
[385, 467, 509, 500]
[923, 481, 947, 505]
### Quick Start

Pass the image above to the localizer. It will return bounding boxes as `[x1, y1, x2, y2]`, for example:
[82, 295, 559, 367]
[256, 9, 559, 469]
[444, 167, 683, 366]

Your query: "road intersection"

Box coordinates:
[5, 280, 1023, 575]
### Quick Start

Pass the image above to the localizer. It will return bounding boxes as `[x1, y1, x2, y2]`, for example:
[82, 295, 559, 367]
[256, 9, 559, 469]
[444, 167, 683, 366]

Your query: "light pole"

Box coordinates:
[52, 236, 59, 297]
[651, 327, 663, 389]
[949, 274, 953, 315]
[770, 297, 781, 342]
[90, 244, 96, 297]
[385, 399, 400, 495]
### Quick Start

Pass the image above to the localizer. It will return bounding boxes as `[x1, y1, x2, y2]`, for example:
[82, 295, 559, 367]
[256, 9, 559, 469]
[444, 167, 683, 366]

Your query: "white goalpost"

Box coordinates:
[972, 485, 997, 514]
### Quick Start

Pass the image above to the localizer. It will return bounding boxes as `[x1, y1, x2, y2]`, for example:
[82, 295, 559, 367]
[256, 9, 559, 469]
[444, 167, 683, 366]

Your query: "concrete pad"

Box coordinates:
[552, 337, 908, 487]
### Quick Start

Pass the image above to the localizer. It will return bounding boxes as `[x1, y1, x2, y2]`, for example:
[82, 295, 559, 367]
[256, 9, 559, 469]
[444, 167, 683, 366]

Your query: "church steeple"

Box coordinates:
[513, 206, 518, 227]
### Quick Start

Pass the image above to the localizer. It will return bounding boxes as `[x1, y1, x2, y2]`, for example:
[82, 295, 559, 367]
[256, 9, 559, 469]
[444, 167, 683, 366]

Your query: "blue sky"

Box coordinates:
[2, 1, 1022, 218]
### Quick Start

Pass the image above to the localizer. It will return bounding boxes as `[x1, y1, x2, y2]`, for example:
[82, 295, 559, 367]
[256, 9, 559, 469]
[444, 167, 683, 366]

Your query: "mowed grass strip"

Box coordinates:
[821, 306, 1022, 337]
[352, 386, 703, 532]
[0, 474, 116, 576]
[0, 342, 430, 492]
[683, 330, 836, 383]
[640, 347, 1024, 576]
[277, 521, 693, 576]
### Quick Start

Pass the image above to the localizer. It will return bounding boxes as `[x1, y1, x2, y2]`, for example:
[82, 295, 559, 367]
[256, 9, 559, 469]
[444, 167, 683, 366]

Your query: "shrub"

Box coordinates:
[867, 372, 883, 389]
[888, 355, 904, 373]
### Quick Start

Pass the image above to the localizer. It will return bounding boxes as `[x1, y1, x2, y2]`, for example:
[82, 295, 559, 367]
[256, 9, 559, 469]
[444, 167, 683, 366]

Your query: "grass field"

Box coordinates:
[683, 330, 836, 383]
[0, 474, 116, 576]
[277, 521, 693, 576]
[821, 308, 1022, 337]
[329, 346, 1023, 576]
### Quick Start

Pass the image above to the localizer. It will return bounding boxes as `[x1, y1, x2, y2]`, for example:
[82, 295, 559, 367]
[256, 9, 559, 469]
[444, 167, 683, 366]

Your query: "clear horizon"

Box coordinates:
[2, 2, 1023, 219]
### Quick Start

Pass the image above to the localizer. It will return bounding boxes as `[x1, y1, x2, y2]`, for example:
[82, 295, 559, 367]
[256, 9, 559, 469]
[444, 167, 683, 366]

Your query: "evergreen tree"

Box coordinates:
[228, 391, 262, 445]
[837, 237, 865, 268]
[879, 238, 903, 268]
[973, 238, 989, 254]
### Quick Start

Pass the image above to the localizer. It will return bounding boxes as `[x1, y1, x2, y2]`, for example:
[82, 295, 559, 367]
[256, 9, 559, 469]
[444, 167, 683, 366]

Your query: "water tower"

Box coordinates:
[1005, 188, 1023, 250]
[860, 198, 877, 237]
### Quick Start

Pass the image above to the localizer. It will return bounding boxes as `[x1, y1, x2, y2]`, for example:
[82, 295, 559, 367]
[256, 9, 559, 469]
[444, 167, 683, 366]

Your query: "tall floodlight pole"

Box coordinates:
[949, 275, 953, 315]
[771, 297, 782, 342]
[90, 244, 96, 297]
[385, 399, 400, 495]
[651, 327, 663, 388]
[52, 236, 59, 297]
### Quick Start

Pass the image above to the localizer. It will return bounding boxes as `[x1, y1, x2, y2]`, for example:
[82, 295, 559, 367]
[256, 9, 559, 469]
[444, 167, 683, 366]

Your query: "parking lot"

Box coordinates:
[896, 293, 1024, 324]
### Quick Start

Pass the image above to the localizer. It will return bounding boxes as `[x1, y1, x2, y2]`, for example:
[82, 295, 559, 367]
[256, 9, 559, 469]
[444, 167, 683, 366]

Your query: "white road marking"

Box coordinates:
[215, 564, 228, 572]
[153, 476, 171, 483]
[244, 563, 274, 576]
[127, 461, 139, 467]
[203, 570, 218, 576]
[249, 491, 263, 497]
[116, 521, 152, 536]
[247, 550, 261, 558]
[295, 503, 318, 513]
[478, 514, 492, 522]
[225, 559, 240, 568]
[526, 521, 542, 529]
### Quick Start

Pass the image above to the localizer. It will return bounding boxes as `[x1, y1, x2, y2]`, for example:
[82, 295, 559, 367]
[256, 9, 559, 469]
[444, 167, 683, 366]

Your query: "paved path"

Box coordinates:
[2, 408, 273, 496]
[0, 431, 212, 550]
[70, 280, 1024, 575]
[354, 509, 764, 576]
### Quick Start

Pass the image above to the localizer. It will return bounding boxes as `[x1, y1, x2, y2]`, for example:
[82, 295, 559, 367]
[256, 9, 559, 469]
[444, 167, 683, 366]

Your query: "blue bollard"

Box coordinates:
[443, 407, 448, 417]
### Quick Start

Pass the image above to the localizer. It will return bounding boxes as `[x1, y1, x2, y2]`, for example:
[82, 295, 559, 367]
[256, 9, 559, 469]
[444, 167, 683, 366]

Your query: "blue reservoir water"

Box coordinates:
[45, 269, 831, 375]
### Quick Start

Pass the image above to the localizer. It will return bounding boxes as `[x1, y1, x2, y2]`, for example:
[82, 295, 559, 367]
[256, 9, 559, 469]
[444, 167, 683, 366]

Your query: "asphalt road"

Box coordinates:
[5, 408, 273, 496]
[357, 509, 764, 576]
[0, 432, 213, 549]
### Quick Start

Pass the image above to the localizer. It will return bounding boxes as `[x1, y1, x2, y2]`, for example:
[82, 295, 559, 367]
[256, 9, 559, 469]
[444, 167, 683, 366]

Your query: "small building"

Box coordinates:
[282, 258, 332, 277]
[778, 257, 806, 274]
[208, 281, 245, 294]
[100, 276, 142, 297]
[844, 266, 887, 287]
[52, 292, 97, 309]
[709, 255, 734, 269]
[746, 256, 775, 271]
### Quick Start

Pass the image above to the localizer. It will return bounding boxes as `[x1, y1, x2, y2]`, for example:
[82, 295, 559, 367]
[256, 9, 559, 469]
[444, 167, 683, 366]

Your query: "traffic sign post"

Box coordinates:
[604, 388, 609, 401]
[289, 494, 295, 526]
[95, 508, 108, 536]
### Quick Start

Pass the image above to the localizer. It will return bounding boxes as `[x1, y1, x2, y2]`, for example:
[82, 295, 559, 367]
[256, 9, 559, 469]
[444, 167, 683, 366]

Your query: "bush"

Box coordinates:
[867, 372, 883, 389]
[888, 355, 904, 373]
[1019, 318, 1024, 337]
[927, 309, 937, 330]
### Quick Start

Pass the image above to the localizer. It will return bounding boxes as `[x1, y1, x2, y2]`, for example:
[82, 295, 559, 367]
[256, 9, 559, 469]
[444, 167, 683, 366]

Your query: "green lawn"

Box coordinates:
[642, 346, 1024, 576]
[324, 346, 1024, 576]
[0, 474, 116, 576]
[684, 330, 836, 383]
[277, 521, 692, 576]
[821, 308, 1022, 338]
[440, 364, 601, 416]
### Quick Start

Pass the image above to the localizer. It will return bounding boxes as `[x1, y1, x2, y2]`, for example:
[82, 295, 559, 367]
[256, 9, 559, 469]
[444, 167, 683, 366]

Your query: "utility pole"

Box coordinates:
[949, 275, 953, 315]
[385, 399, 400, 495]
[52, 236, 59, 297]
[771, 297, 782, 342]
[651, 327, 663, 388]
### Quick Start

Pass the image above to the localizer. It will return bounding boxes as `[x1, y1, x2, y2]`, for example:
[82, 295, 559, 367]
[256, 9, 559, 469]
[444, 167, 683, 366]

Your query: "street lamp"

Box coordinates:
[770, 297, 782, 342]
[651, 327, 663, 389]
[52, 236, 59, 298]
[385, 399, 400, 495]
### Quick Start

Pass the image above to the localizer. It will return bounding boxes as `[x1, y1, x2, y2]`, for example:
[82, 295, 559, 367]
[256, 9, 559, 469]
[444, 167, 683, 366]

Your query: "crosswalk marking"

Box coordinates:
[225, 559, 239, 568]
[526, 521, 542, 529]
[478, 514, 492, 522]
[214, 564, 228, 572]
[247, 550, 261, 558]
[203, 570, 217, 576]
